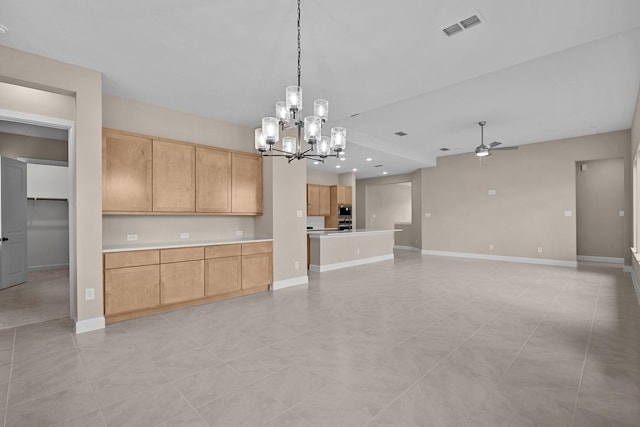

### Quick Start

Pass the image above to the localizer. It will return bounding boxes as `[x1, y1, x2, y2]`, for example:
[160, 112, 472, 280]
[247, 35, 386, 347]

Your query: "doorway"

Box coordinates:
[0, 117, 75, 329]
[575, 158, 625, 264]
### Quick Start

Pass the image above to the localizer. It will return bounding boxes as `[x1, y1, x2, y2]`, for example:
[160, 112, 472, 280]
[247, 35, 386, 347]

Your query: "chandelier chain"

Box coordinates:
[297, 0, 301, 87]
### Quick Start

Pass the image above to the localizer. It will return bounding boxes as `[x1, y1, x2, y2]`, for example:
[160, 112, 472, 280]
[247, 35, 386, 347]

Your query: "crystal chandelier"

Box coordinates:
[254, 0, 346, 163]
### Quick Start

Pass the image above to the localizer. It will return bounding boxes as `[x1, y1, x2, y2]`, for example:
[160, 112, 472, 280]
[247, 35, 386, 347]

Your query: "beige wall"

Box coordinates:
[365, 183, 411, 229]
[0, 45, 103, 323]
[256, 155, 307, 284]
[632, 84, 640, 156]
[307, 170, 339, 186]
[0, 81, 75, 120]
[576, 158, 625, 258]
[630, 85, 640, 284]
[102, 95, 256, 245]
[422, 130, 632, 264]
[0, 132, 68, 162]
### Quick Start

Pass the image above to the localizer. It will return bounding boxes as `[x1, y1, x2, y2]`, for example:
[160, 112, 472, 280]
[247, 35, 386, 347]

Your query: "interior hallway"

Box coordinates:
[0, 252, 638, 426]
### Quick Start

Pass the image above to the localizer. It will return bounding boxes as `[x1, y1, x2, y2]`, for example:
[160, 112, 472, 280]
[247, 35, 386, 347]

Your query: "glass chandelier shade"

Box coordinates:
[286, 86, 302, 112]
[304, 116, 321, 144]
[330, 127, 347, 152]
[317, 136, 330, 157]
[275, 101, 289, 124]
[282, 137, 297, 157]
[314, 99, 329, 122]
[255, 128, 268, 152]
[261, 117, 279, 144]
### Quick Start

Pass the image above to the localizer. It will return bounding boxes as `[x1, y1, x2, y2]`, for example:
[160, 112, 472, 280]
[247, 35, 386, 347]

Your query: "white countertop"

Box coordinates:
[308, 229, 399, 239]
[103, 237, 273, 253]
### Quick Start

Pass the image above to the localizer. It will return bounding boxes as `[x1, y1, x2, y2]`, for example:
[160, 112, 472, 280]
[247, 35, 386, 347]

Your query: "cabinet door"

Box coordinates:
[160, 260, 204, 304]
[242, 252, 272, 290]
[336, 186, 346, 205]
[105, 265, 159, 315]
[153, 140, 195, 212]
[307, 184, 319, 216]
[102, 131, 152, 212]
[345, 186, 353, 205]
[196, 147, 232, 213]
[232, 153, 263, 214]
[318, 185, 331, 216]
[205, 256, 241, 295]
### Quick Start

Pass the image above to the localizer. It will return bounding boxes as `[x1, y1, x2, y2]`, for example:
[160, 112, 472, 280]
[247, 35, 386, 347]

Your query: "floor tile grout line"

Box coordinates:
[364, 273, 539, 427]
[70, 332, 108, 427]
[568, 275, 603, 427]
[464, 274, 574, 427]
[2, 329, 15, 427]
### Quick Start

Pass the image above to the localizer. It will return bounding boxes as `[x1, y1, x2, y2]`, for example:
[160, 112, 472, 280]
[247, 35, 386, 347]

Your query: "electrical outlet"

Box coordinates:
[85, 288, 95, 301]
[180, 232, 189, 239]
[538, 247, 543, 253]
[294, 261, 299, 269]
[236, 230, 243, 236]
[620, 211, 625, 217]
[357, 248, 360, 254]
[564, 210, 572, 217]
[297, 210, 303, 218]
[425, 212, 431, 218]
[488, 190, 496, 196]
[489, 244, 494, 250]
[127, 234, 138, 241]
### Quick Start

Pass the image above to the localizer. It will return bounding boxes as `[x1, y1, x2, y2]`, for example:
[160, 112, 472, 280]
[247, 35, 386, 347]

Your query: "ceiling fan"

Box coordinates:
[474, 121, 518, 157]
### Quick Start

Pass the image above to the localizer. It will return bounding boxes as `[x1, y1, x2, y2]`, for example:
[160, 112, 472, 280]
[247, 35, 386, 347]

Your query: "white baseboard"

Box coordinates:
[394, 245, 421, 253]
[631, 268, 640, 306]
[421, 250, 578, 268]
[576, 256, 624, 264]
[310, 254, 395, 273]
[28, 264, 69, 272]
[75, 316, 105, 334]
[272, 275, 309, 290]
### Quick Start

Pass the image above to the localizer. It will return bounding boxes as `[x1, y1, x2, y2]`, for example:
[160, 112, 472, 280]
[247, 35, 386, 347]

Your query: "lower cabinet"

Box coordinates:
[103, 241, 272, 322]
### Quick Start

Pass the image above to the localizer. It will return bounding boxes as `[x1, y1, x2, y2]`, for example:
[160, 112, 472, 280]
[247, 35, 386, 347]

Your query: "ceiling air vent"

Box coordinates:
[373, 164, 383, 168]
[440, 148, 450, 151]
[443, 12, 485, 37]
[394, 131, 408, 136]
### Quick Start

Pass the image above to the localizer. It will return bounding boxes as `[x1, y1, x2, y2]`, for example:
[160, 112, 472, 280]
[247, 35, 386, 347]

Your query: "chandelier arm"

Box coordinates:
[297, 0, 301, 88]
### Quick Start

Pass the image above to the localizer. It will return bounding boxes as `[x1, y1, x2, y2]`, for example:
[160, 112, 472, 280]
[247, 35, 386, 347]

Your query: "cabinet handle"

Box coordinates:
[1, 237, 7, 241]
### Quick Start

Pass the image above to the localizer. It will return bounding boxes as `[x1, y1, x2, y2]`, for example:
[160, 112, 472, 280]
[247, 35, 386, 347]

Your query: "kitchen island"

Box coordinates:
[308, 229, 398, 272]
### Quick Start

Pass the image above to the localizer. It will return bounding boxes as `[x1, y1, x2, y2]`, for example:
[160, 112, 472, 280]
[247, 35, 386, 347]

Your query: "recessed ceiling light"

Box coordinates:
[340, 157, 345, 161]
[336, 165, 341, 168]
[366, 158, 372, 161]
[0, 24, 8, 35]
[313, 161, 320, 165]
[352, 168, 358, 172]
[382, 171, 388, 175]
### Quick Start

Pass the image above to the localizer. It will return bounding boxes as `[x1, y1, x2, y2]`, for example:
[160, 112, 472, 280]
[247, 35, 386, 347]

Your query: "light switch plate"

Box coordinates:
[538, 247, 543, 253]
[619, 211, 625, 217]
[180, 232, 189, 239]
[127, 234, 138, 241]
[425, 212, 431, 218]
[85, 288, 95, 300]
[564, 210, 572, 217]
[297, 210, 303, 218]
[236, 230, 243, 236]
[488, 190, 496, 196]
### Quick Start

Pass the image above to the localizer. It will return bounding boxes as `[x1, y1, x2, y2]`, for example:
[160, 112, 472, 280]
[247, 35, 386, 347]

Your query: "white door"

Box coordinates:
[0, 157, 28, 289]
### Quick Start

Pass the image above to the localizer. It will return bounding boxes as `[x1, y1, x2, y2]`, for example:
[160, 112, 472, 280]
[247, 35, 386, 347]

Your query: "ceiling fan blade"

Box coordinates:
[489, 141, 502, 148]
[491, 146, 519, 151]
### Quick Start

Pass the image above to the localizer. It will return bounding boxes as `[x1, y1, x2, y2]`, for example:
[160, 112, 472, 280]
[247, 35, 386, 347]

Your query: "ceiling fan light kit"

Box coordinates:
[474, 121, 518, 157]
[255, 0, 346, 163]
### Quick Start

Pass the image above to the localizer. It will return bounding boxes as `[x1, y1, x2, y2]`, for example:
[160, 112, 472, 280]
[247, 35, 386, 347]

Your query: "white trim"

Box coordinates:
[624, 265, 632, 273]
[271, 275, 309, 290]
[75, 316, 105, 334]
[631, 268, 640, 306]
[576, 255, 624, 264]
[394, 245, 421, 253]
[421, 250, 578, 268]
[309, 254, 394, 272]
[28, 264, 69, 272]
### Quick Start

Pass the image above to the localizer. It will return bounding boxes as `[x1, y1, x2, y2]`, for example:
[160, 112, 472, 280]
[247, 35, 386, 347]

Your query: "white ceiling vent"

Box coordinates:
[442, 12, 485, 37]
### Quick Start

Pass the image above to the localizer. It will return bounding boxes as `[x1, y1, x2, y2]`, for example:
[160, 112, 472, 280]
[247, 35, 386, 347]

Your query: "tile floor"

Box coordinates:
[1, 251, 639, 426]
[0, 269, 69, 329]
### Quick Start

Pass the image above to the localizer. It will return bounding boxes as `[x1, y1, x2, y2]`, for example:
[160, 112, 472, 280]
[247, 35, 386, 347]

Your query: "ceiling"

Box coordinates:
[1, 0, 639, 178]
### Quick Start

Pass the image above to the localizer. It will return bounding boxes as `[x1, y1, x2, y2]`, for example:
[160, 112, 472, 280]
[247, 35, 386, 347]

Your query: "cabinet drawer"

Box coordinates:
[241, 241, 272, 255]
[160, 247, 204, 263]
[205, 244, 241, 259]
[104, 250, 159, 269]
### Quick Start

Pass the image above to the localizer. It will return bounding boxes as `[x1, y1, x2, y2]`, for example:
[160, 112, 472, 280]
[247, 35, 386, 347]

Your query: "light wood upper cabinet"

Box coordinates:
[232, 152, 263, 214]
[153, 140, 196, 212]
[307, 184, 330, 216]
[196, 147, 232, 213]
[102, 131, 153, 212]
[336, 185, 352, 205]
